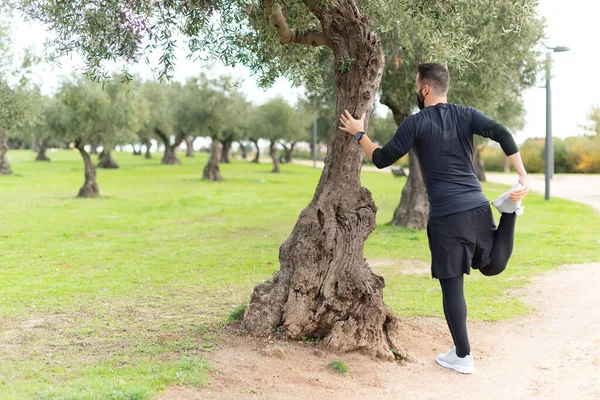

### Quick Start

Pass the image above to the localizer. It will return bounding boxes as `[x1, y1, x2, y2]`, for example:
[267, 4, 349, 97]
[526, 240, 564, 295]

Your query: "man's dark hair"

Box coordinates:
[418, 63, 450, 95]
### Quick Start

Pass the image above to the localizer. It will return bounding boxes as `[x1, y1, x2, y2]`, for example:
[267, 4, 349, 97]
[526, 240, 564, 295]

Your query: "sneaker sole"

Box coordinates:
[436, 357, 474, 374]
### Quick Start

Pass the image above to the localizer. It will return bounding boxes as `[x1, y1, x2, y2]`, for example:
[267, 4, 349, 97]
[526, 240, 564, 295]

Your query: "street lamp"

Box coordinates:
[545, 45, 570, 201]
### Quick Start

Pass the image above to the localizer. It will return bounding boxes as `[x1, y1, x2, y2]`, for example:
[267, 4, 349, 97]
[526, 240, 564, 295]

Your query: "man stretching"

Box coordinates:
[339, 63, 529, 374]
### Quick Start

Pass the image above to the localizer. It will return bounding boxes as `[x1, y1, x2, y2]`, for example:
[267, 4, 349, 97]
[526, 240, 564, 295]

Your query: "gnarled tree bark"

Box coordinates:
[0, 133, 12, 175]
[75, 139, 99, 198]
[203, 137, 222, 181]
[251, 138, 260, 163]
[242, 1, 407, 361]
[270, 140, 280, 173]
[155, 128, 184, 165]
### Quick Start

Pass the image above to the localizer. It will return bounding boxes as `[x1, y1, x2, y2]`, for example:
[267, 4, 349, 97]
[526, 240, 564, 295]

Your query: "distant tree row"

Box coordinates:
[1, 73, 315, 196]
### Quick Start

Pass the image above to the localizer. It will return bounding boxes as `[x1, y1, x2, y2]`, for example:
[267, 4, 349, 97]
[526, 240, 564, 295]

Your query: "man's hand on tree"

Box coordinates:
[339, 110, 365, 136]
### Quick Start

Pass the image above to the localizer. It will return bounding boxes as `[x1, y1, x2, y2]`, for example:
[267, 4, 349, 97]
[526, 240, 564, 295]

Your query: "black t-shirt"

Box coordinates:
[372, 103, 518, 219]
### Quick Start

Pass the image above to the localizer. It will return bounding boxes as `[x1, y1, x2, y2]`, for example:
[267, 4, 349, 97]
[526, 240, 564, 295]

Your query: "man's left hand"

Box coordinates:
[339, 110, 365, 136]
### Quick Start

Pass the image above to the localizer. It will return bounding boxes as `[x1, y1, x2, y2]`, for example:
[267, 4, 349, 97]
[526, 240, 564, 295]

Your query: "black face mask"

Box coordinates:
[416, 87, 426, 110]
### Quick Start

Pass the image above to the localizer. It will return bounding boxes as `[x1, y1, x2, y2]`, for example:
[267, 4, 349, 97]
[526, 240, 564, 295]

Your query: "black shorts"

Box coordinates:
[427, 204, 496, 280]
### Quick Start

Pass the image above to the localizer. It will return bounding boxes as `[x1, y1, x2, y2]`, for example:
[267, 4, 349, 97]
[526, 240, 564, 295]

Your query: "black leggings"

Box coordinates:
[439, 213, 517, 358]
[440, 275, 470, 357]
[479, 213, 517, 276]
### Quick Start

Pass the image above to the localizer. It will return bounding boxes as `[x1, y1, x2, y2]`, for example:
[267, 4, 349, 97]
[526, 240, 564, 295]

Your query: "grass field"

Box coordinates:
[1, 149, 599, 399]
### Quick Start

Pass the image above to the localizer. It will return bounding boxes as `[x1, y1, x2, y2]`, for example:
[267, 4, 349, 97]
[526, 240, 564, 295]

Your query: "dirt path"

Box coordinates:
[161, 262, 600, 400]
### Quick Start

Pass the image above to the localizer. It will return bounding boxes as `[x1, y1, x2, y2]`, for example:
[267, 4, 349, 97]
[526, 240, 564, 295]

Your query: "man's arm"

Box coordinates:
[507, 152, 529, 200]
[339, 110, 416, 169]
[470, 108, 529, 200]
[357, 134, 379, 161]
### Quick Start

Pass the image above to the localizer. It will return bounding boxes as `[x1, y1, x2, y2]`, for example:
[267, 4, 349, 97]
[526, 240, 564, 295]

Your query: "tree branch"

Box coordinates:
[173, 131, 186, 149]
[267, 2, 327, 47]
[154, 128, 170, 147]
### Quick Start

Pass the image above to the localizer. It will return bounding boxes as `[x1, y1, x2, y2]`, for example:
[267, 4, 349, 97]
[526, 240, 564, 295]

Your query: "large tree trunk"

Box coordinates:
[242, 3, 406, 361]
[0, 133, 12, 175]
[386, 110, 429, 230]
[203, 138, 222, 181]
[270, 141, 280, 173]
[97, 149, 120, 169]
[473, 145, 487, 182]
[251, 139, 260, 164]
[35, 139, 51, 162]
[220, 137, 232, 163]
[144, 139, 152, 159]
[75, 139, 99, 198]
[155, 128, 181, 165]
[391, 150, 429, 229]
[239, 141, 248, 159]
[185, 136, 195, 158]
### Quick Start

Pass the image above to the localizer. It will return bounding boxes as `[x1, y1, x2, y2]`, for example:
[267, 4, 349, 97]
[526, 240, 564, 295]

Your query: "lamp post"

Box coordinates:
[544, 45, 570, 201]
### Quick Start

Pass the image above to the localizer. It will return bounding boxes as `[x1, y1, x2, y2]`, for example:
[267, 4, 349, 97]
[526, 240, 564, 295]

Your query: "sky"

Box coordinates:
[8, 0, 597, 142]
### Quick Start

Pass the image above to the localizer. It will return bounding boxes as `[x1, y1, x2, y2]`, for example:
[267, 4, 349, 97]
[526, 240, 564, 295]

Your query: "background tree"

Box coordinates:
[186, 75, 243, 181]
[251, 98, 304, 173]
[280, 101, 315, 164]
[174, 78, 204, 162]
[376, 0, 543, 229]
[27, 95, 59, 161]
[96, 77, 147, 169]
[53, 78, 111, 197]
[12, 0, 505, 359]
[0, 19, 41, 174]
[139, 81, 181, 164]
[449, 2, 543, 182]
[219, 90, 249, 164]
[0, 80, 40, 175]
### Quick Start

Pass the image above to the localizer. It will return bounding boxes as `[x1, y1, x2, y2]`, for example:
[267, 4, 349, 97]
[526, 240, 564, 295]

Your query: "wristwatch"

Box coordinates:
[354, 131, 366, 143]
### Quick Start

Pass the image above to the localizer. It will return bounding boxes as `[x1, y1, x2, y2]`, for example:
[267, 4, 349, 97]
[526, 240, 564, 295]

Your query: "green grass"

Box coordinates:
[328, 360, 351, 376]
[1, 149, 599, 398]
[225, 303, 247, 324]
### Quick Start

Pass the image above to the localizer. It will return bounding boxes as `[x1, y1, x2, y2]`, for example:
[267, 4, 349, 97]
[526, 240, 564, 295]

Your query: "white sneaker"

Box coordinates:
[436, 347, 474, 374]
[492, 183, 524, 216]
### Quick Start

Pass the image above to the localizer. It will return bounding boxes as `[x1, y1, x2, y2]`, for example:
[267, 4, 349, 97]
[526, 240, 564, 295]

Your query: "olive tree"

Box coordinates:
[96, 77, 147, 169]
[52, 78, 111, 197]
[139, 80, 183, 164]
[13, 0, 500, 358]
[251, 98, 305, 172]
